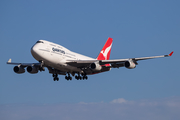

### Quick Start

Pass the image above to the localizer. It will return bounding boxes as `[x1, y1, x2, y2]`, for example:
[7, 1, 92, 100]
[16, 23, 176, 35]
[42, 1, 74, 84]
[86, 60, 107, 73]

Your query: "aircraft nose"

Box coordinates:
[31, 45, 37, 54]
[31, 44, 39, 58]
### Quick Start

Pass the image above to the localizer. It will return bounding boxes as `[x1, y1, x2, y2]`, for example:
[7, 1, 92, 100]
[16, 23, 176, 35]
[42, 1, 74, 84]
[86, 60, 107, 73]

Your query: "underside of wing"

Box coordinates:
[66, 60, 98, 68]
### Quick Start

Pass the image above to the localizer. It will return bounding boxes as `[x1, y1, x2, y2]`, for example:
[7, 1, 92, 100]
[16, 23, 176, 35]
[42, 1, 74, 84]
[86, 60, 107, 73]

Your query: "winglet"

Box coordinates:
[7, 59, 12, 63]
[169, 51, 174, 56]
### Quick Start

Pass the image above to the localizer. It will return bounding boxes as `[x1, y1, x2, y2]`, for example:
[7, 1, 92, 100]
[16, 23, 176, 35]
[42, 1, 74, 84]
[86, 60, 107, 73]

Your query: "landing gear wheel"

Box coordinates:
[75, 76, 78, 80]
[66, 77, 72, 80]
[82, 72, 88, 80]
[53, 74, 59, 81]
[83, 76, 87, 80]
[75, 73, 83, 80]
[65, 73, 72, 81]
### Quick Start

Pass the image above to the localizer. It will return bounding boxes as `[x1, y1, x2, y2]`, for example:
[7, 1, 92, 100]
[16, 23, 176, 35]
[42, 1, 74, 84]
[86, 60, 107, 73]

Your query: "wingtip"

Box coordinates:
[7, 58, 12, 63]
[169, 51, 174, 56]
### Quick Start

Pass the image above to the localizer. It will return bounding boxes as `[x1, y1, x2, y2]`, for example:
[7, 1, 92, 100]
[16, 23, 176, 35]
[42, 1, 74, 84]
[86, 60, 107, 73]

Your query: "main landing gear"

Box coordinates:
[53, 74, 59, 81]
[75, 73, 88, 80]
[52, 73, 88, 81]
[65, 73, 72, 80]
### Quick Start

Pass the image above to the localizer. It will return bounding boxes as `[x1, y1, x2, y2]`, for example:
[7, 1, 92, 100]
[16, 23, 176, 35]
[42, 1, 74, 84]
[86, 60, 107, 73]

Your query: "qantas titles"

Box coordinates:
[52, 47, 65, 54]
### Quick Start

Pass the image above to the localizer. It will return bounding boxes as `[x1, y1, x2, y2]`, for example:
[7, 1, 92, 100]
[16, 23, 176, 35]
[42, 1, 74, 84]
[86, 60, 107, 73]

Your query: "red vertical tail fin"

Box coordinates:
[97, 37, 113, 66]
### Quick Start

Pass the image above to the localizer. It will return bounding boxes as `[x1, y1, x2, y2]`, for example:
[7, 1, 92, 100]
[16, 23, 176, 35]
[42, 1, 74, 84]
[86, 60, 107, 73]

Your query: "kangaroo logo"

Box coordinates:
[100, 44, 112, 60]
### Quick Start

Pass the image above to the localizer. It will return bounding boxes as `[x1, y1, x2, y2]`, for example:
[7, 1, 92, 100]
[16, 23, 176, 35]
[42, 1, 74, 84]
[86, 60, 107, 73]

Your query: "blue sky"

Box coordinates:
[0, 0, 180, 120]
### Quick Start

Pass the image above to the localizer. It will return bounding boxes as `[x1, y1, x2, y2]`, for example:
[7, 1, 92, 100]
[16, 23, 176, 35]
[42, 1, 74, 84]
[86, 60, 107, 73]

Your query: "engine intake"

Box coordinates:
[125, 60, 136, 69]
[14, 66, 25, 74]
[90, 62, 102, 71]
[27, 66, 39, 74]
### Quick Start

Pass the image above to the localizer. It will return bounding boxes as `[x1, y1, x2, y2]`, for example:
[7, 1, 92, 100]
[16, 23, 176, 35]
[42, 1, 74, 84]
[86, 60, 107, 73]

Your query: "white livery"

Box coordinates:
[7, 38, 173, 81]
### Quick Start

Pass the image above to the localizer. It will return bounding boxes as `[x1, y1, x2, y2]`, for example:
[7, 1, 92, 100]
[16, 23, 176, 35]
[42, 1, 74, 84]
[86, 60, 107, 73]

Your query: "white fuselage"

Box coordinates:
[31, 40, 96, 74]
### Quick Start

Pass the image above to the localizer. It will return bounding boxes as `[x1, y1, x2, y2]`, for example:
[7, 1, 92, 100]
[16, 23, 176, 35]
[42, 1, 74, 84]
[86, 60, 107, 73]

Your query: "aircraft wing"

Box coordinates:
[7, 59, 42, 67]
[66, 51, 174, 68]
[101, 51, 173, 65]
[66, 60, 98, 68]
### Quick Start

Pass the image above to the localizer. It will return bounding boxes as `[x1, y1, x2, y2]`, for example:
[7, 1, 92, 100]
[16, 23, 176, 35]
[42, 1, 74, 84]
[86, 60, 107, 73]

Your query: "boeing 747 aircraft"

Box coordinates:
[7, 38, 173, 81]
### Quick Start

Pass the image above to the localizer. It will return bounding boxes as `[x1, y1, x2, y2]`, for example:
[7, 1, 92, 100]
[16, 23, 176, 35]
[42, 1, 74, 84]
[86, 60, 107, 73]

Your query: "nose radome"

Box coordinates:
[31, 45, 37, 54]
[31, 44, 39, 59]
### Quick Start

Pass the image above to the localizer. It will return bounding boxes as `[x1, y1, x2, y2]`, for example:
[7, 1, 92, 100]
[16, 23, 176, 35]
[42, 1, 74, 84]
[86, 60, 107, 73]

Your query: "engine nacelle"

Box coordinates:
[13, 66, 25, 74]
[27, 66, 39, 74]
[125, 60, 136, 69]
[90, 62, 102, 71]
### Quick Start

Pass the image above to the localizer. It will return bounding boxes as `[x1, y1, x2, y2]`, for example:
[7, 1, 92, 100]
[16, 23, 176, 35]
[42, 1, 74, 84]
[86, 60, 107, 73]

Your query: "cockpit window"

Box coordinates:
[36, 41, 44, 43]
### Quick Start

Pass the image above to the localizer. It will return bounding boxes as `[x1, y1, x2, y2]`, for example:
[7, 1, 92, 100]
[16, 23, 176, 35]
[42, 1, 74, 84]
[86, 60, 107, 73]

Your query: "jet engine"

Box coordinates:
[125, 60, 136, 69]
[27, 66, 39, 73]
[13, 66, 25, 74]
[90, 62, 102, 71]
